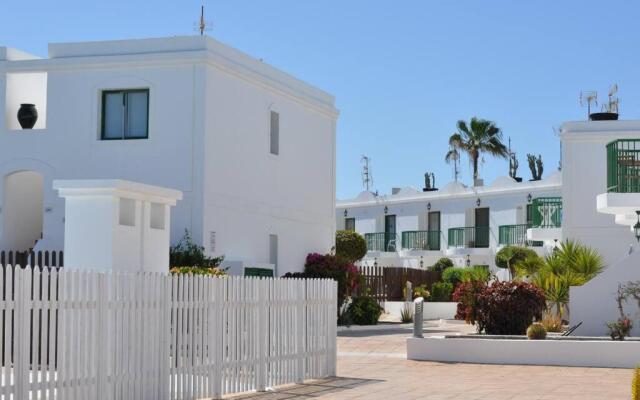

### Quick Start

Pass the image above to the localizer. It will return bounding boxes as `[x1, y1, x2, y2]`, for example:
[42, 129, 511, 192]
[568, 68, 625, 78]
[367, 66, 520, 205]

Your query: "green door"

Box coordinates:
[427, 211, 441, 250]
[474, 208, 490, 248]
[384, 215, 396, 251]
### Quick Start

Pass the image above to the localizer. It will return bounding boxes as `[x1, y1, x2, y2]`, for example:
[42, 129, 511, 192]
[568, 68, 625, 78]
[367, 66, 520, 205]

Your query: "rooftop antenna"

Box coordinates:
[194, 2, 213, 36]
[579, 90, 598, 119]
[604, 83, 619, 113]
[361, 155, 373, 192]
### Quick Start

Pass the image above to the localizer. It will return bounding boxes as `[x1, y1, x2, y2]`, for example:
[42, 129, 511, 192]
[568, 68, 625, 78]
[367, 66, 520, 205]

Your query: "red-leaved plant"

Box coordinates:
[477, 281, 546, 335]
[453, 280, 487, 332]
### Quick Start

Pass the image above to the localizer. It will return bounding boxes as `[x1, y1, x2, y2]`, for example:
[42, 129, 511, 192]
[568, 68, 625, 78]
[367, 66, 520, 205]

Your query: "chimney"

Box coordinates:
[392, 187, 401, 195]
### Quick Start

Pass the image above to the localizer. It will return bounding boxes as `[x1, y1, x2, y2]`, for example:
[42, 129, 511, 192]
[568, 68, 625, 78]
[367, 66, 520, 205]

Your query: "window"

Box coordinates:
[269, 111, 279, 155]
[345, 218, 356, 231]
[101, 89, 149, 140]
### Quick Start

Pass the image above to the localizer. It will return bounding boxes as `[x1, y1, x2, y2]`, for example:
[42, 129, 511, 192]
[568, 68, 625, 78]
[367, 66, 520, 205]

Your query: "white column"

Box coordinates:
[54, 179, 182, 273]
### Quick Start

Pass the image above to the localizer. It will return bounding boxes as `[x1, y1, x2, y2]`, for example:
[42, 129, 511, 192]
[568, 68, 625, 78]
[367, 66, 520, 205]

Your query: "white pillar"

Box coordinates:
[53, 179, 182, 273]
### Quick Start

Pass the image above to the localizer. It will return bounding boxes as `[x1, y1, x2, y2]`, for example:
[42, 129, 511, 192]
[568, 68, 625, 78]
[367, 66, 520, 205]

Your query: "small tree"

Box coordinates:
[495, 246, 538, 279]
[335, 230, 367, 263]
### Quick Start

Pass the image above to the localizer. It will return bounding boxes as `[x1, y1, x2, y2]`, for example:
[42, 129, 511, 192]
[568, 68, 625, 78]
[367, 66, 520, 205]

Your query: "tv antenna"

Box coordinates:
[194, 2, 213, 36]
[603, 83, 619, 113]
[579, 90, 598, 119]
[361, 156, 373, 192]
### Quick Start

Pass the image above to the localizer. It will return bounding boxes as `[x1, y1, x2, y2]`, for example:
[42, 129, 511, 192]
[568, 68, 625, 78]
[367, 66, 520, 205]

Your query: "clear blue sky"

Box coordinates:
[2, 1, 639, 199]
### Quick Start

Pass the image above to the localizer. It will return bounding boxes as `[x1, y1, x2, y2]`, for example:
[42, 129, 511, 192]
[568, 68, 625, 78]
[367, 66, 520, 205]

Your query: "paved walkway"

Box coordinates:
[230, 321, 633, 399]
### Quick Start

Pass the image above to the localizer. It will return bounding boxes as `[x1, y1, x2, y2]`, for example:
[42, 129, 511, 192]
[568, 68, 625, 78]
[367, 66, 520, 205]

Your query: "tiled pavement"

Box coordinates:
[229, 322, 633, 399]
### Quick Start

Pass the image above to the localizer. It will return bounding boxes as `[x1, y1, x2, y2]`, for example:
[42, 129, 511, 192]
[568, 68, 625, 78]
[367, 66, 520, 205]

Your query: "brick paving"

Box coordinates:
[230, 322, 634, 399]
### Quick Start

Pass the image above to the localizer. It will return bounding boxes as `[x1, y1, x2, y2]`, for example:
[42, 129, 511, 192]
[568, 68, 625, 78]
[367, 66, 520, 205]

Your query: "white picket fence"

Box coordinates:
[0, 266, 337, 400]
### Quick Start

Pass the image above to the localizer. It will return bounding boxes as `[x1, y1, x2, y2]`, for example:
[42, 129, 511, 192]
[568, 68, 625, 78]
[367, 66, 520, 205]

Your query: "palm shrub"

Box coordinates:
[446, 117, 509, 185]
[530, 240, 604, 318]
[335, 230, 367, 263]
[462, 265, 491, 283]
[442, 267, 467, 287]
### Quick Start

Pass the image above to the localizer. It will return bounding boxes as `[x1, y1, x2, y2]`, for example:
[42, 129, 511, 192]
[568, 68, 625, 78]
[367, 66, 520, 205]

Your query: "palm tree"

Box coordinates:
[447, 118, 509, 185]
[444, 146, 460, 182]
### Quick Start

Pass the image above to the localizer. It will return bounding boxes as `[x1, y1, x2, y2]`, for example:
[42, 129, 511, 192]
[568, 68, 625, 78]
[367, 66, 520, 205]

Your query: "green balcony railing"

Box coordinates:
[531, 197, 562, 228]
[401, 230, 441, 251]
[498, 224, 543, 247]
[447, 226, 490, 248]
[607, 139, 640, 193]
[365, 232, 398, 252]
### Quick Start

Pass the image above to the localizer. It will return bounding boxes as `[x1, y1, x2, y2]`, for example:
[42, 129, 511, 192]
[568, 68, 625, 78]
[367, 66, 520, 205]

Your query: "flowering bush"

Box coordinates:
[413, 284, 431, 300]
[453, 280, 487, 331]
[477, 281, 546, 335]
[170, 266, 227, 276]
[607, 317, 633, 341]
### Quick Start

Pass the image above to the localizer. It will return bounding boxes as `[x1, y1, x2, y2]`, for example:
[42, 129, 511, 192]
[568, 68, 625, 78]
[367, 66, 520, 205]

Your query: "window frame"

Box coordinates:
[100, 88, 150, 141]
[269, 110, 279, 156]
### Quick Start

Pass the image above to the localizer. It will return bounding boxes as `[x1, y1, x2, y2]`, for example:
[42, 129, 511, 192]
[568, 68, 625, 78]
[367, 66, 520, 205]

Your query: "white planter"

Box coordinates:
[407, 336, 640, 368]
[384, 301, 457, 320]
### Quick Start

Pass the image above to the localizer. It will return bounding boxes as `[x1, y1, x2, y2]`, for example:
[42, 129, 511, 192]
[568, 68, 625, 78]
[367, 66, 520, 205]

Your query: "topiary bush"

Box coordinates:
[477, 281, 546, 335]
[347, 295, 383, 325]
[429, 282, 453, 302]
[431, 257, 454, 272]
[335, 230, 367, 263]
[526, 322, 547, 340]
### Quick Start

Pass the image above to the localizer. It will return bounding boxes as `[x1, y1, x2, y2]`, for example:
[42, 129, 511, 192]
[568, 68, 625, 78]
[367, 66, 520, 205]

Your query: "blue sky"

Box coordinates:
[2, 1, 639, 198]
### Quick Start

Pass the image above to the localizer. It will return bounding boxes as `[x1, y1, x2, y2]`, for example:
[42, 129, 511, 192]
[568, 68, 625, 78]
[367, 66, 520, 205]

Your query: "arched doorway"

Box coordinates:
[2, 171, 44, 251]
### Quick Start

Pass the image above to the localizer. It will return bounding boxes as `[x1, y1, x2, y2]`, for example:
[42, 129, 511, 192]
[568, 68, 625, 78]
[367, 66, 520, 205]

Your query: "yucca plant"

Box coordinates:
[400, 304, 413, 323]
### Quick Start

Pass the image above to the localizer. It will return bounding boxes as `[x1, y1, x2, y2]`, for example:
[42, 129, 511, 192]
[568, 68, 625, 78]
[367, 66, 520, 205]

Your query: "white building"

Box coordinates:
[336, 174, 562, 274]
[0, 36, 339, 276]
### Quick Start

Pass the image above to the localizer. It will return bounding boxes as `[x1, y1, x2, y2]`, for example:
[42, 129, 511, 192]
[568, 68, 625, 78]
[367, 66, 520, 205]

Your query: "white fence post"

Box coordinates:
[255, 278, 268, 392]
[14, 268, 30, 400]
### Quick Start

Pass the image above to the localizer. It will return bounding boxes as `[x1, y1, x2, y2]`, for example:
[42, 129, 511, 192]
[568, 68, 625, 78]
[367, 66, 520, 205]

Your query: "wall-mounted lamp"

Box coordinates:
[427, 202, 431, 211]
[374, 257, 378, 268]
[527, 193, 532, 203]
[45, 206, 53, 213]
[476, 198, 481, 207]
[384, 206, 388, 214]
[466, 254, 471, 267]
[344, 209, 348, 217]
[420, 256, 424, 269]
[634, 211, 640, 242]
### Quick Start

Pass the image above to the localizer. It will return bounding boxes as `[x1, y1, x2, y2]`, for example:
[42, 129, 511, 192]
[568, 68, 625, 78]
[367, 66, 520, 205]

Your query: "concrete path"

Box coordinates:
[229, 322, 633, 399]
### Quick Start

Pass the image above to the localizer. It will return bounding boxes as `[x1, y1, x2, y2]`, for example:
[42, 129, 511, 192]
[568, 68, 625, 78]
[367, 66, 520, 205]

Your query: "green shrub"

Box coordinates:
[335, 230, 367, 263]
[431, 257, 454, 272]
[170, 229, 224, 268]
[429, 282, 453, 302]
[526, 322, 547, 340]
[442, 267, 467, 287]
[347, 296, 383, 325]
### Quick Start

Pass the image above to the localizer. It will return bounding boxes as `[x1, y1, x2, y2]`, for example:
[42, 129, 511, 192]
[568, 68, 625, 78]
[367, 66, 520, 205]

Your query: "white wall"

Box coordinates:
[561, 121, 640, 267]
[0, 36, 337, 275]
[2, 171, 43, 250]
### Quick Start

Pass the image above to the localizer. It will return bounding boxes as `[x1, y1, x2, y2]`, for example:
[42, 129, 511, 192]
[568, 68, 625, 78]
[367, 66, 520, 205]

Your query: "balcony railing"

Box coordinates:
[531, 197, 562, 228]
[498, 224, 543, 247]
[365, 232, 398, 252]
[447, 226, 490, 248]
[401, 230, 441, 251]
[607, 139, 640, 193]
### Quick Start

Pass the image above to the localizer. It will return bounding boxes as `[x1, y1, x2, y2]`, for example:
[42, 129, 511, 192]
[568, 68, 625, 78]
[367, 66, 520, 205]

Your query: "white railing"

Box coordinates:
[0, 266, 337, 400]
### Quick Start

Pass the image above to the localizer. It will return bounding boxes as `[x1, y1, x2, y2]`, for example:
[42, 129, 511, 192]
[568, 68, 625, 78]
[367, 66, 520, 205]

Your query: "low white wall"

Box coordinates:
[570, 250, 640, 337]
[407, 337, 640, 368]
[384, 301, 457, 320]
